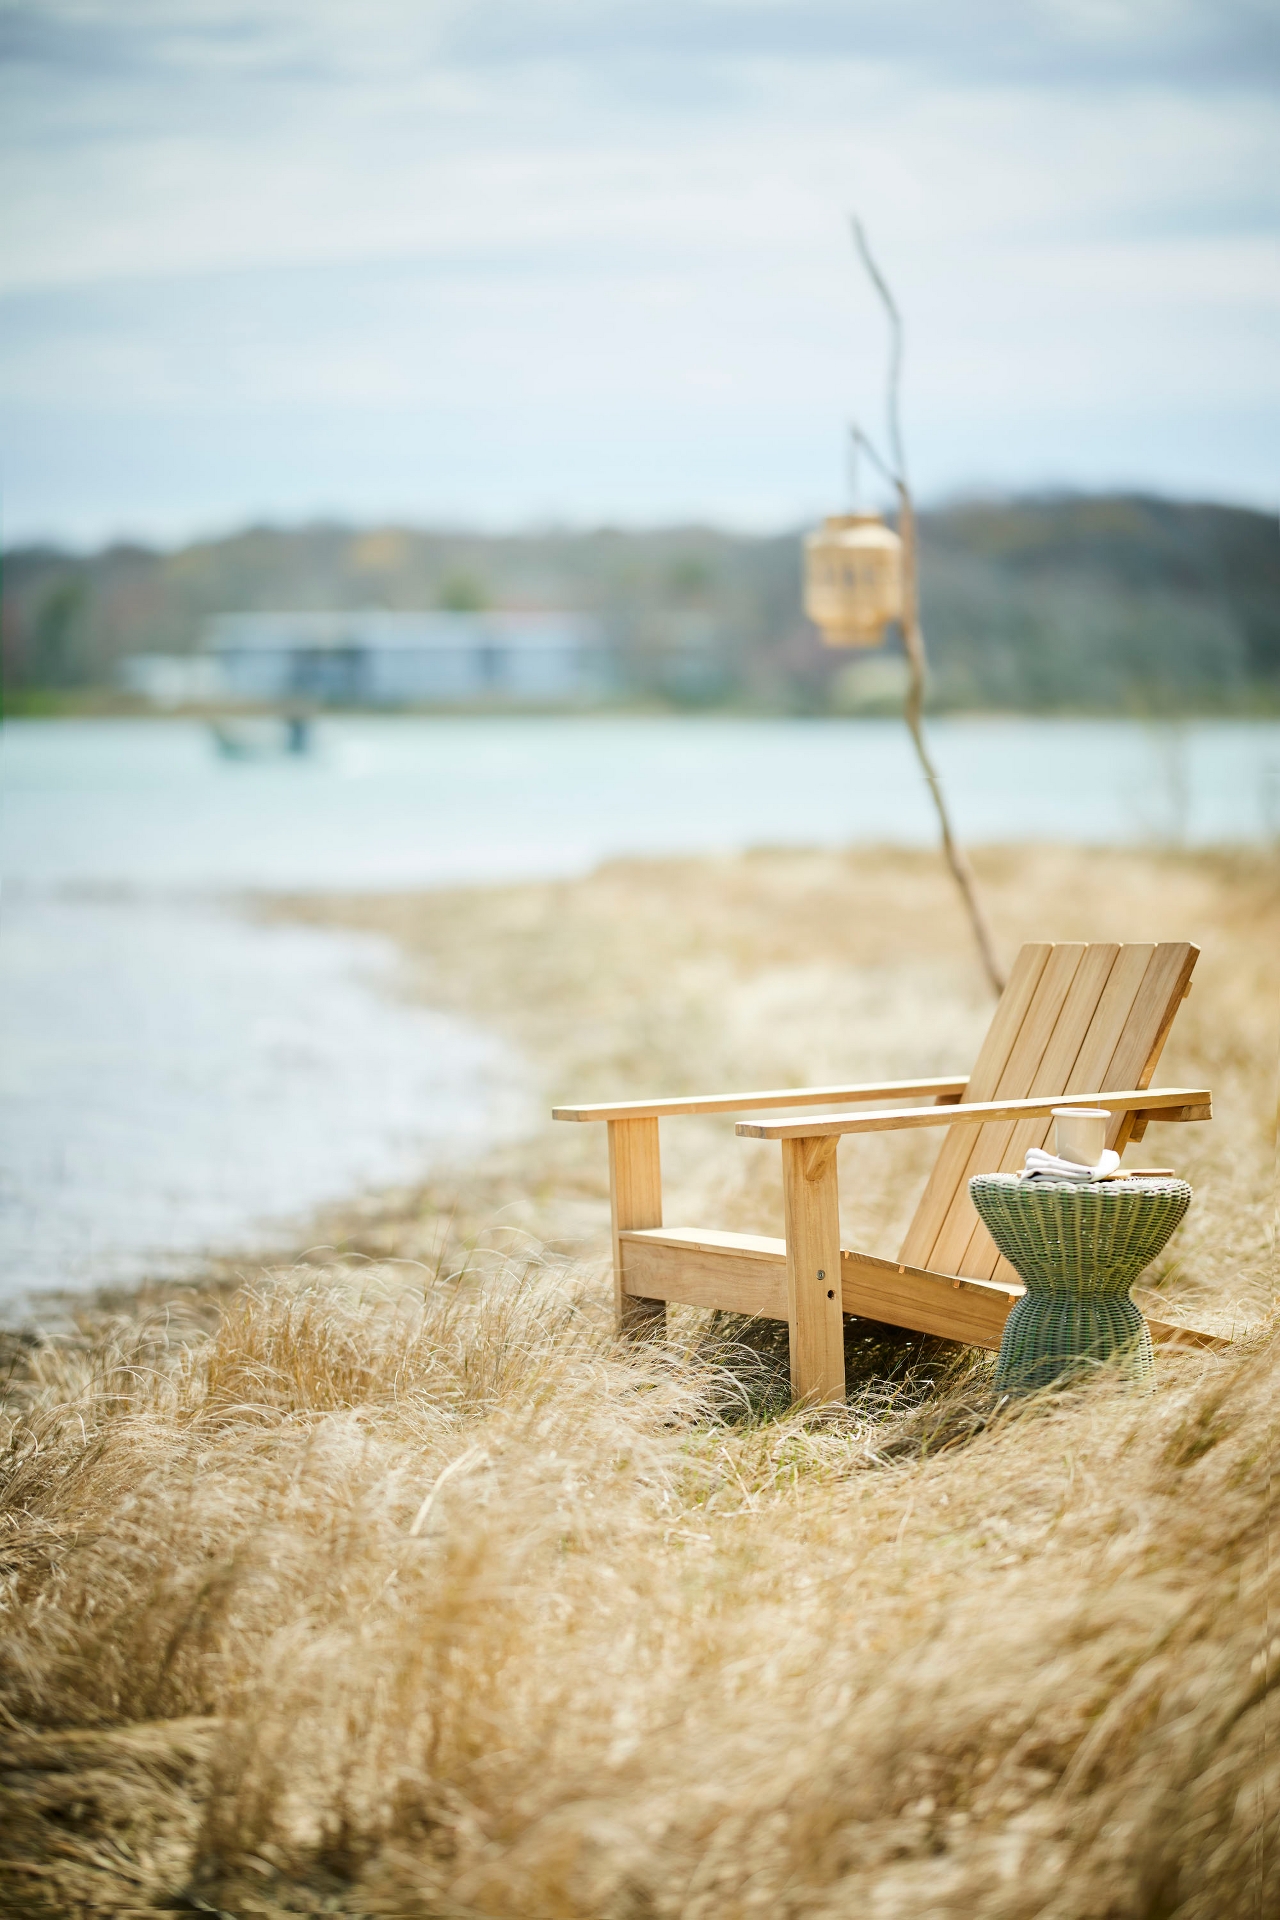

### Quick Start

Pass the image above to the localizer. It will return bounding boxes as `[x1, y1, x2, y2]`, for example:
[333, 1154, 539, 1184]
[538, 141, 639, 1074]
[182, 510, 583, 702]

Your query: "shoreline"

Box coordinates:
[0, 888, 535, 1325]
[20, 839, 1277, 1341]
[3, 839, 1276, 1914]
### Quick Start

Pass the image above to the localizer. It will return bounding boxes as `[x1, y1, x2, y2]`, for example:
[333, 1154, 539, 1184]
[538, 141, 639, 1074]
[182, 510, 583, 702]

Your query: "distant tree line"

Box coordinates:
[3, 494, 1277, 714]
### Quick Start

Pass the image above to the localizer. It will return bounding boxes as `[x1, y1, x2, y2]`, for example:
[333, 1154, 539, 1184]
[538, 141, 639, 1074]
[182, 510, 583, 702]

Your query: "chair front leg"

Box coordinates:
[607, 1116, 666, 1339]
[781, 1135, 846, 1405]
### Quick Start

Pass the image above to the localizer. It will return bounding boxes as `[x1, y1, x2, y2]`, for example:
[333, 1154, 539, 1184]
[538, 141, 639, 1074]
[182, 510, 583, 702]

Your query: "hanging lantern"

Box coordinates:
[803, 511, 904, 647]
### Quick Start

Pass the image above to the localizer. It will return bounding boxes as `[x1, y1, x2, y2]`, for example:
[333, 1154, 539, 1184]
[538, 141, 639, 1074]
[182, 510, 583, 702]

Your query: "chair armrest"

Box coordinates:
[551, 1076, 970, 1124]
[735, 1087, 1212, 1141]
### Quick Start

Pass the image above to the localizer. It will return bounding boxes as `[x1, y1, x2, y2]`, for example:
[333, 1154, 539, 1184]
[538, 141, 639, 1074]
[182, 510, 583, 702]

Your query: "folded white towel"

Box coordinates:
[1020, 1146, 1121, 1183]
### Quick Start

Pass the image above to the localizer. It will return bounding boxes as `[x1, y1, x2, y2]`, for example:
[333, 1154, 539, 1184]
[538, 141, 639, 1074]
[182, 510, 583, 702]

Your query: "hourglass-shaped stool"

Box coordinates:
[968, 1174, 1192, 1392]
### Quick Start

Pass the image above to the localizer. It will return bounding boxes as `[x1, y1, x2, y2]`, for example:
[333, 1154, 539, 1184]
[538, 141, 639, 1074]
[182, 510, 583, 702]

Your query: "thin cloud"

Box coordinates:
[4, 1, 1278, 92]
[1, 0, 1276, 538]
[446, 0, 1280, 93]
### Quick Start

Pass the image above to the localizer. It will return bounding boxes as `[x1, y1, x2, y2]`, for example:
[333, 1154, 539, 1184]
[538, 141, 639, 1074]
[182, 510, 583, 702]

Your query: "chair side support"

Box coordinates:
[781, 1135, 846, 1404]
[607, 1117, 665, 1339]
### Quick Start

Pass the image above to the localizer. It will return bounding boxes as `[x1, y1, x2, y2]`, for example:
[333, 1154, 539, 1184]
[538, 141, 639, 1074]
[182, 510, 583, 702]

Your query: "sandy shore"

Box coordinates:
[275, 842, 1277, 1332]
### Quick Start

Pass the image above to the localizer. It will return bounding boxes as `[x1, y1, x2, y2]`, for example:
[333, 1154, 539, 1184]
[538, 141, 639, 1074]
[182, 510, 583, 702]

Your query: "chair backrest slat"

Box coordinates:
[930, 943, 1115, 1277]
[896, 942, 1052, 1269]
[898, 940, 1198, 1280]
[972, 941, 1154, 1283]
[898, 936, 1066, 1267]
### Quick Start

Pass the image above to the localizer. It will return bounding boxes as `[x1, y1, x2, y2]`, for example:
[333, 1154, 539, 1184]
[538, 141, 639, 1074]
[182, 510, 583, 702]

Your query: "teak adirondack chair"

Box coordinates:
[554, 941, 1222, 1402]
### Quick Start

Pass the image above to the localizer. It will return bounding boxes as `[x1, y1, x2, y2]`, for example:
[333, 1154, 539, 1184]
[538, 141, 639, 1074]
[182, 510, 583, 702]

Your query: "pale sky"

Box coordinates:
[2, 1, 1277, 546]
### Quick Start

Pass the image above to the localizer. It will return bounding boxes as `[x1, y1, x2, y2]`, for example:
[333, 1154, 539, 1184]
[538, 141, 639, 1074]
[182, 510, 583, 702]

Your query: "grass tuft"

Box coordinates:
[2, 1258, 1275, 1916]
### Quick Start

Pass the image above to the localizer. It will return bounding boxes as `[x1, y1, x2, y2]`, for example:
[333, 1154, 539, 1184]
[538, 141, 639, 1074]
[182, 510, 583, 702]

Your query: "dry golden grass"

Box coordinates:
[2, 1263, 1276, 1915]
[2, 845, 1276, 1915]
[286, 843, 1278, 1328]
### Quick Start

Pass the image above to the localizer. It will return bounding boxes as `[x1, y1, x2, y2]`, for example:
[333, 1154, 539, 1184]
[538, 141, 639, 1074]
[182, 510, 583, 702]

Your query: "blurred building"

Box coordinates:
[196, 609, 610, 706]
[117, 653, 228, 707]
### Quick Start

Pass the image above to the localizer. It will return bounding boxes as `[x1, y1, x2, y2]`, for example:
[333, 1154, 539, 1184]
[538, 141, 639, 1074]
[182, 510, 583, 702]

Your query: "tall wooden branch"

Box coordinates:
[850, 220, 1005, 996]
[895, 486, 1006, 996]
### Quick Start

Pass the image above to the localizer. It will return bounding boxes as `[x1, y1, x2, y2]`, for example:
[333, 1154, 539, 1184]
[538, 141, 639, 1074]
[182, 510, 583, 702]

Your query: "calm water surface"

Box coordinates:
[3, 716, 1277, 1312]
[0, 893, 532, 1311]
[3, 715, 1278, 888]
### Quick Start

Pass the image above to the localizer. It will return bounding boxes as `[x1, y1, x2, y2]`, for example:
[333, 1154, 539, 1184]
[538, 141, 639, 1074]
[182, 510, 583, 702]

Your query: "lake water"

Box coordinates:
[3, 716, 1278, 890]
[2, 715, 1277, 1315]
[0, 892, 533, 1310]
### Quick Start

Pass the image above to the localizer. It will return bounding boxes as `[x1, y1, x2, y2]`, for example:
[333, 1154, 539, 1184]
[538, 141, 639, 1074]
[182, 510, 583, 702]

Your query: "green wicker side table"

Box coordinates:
[968, 1174, 1192, 1392]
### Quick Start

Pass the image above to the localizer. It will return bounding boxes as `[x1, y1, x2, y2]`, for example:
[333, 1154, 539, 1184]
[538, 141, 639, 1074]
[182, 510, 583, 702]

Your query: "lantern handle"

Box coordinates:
[848, 423, 897, 496]
[850, 217, 907, 486]
[846, 430, 860, 512]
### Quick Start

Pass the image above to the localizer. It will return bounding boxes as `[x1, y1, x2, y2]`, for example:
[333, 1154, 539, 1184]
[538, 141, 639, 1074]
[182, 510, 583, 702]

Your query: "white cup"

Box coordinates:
[1052, 1108, 1111, 1168]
